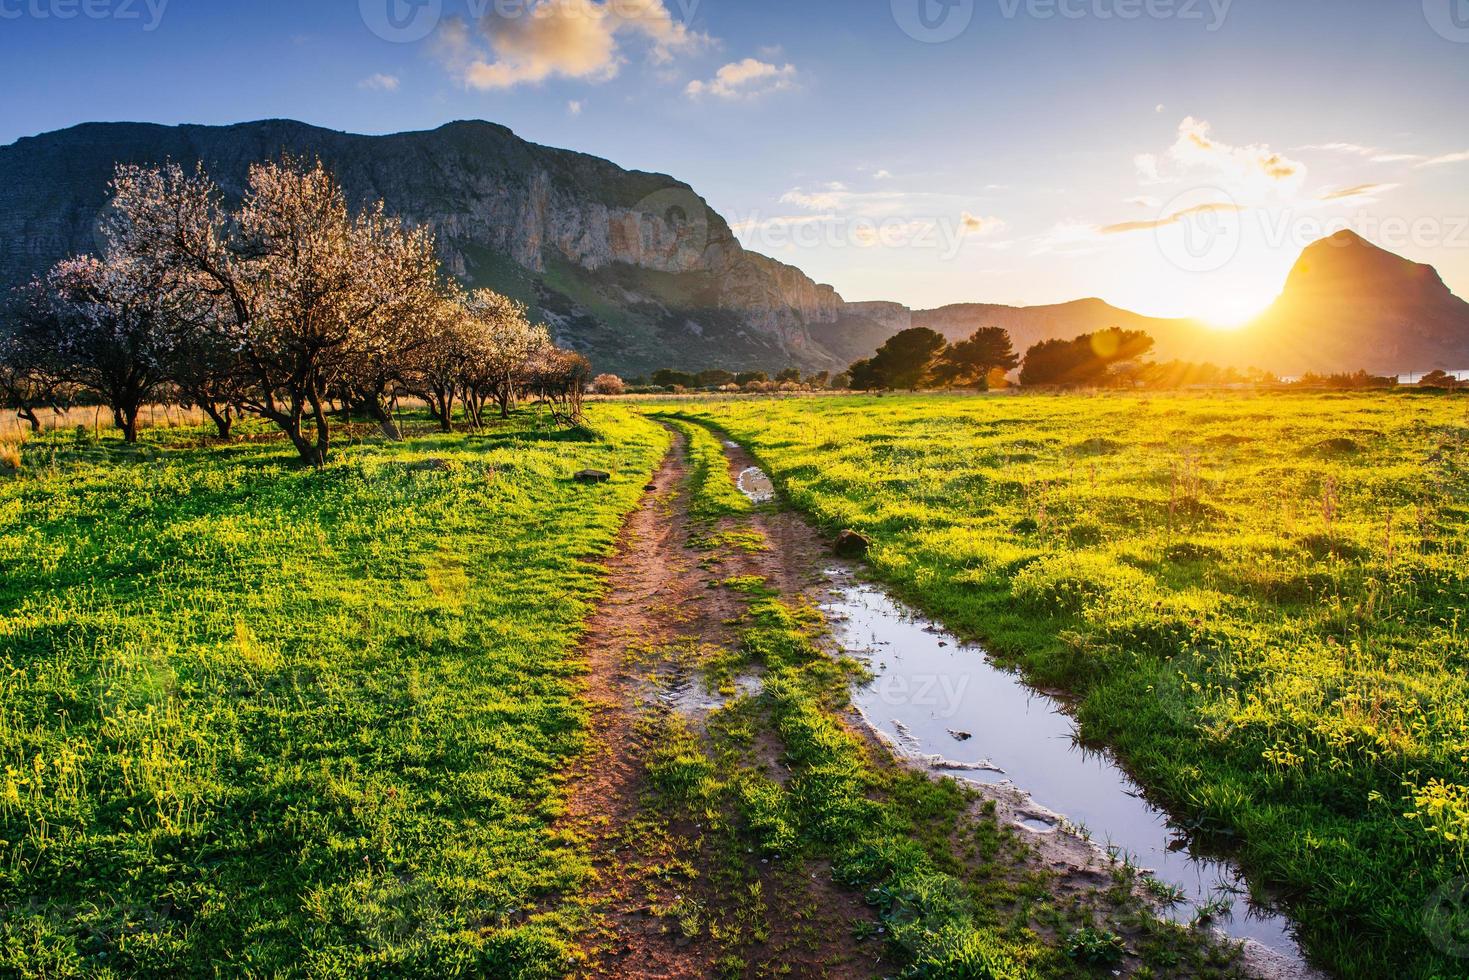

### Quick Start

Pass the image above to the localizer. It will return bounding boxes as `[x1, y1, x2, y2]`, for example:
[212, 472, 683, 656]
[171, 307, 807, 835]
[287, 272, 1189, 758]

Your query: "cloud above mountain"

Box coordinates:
[1136, 117, 1306, 198]
[1100, 201, 1244, 235]
[686, 58, 798, 99]
[436, 0, 706, 91]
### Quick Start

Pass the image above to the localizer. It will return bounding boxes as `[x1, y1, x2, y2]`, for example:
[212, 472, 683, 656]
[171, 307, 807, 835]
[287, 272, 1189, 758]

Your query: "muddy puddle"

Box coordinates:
[736, 466, 775, 504]
[823, 573, 1314, 971]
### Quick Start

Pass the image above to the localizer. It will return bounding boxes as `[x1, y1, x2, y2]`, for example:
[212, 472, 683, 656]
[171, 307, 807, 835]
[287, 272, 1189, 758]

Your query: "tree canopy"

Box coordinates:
[3, 157, 588, 459]
[930, 327, 1021, 389]
[850, 327, 949, 391]
[1018, 329, 1155, 387]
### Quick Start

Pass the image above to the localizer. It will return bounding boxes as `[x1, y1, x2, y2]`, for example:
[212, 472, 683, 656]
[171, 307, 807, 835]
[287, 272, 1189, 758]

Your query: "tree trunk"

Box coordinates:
[201, 403, 233, 439]
[365, 394, 402, 441]
[436, 390, 453, 433]
[120, 405, 141, 444]
[308, 388, 330, 468]
[256, 401, 319, 467]
[18, 407, 40, 433]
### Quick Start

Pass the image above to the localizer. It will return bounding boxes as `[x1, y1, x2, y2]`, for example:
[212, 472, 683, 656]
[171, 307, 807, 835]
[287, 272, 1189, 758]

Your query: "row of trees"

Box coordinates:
[632, 368, 833, 391]
[849, 327, 1022, 391]
[843, 325, 1274, 391]
[0, 158, 589, 464]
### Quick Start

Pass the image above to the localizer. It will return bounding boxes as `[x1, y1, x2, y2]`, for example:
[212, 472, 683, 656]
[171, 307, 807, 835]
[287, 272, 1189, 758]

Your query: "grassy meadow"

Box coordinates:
[672, 392, 1469, 979]
[640, 413, 1241, 979]
[0, 411, 667, 977]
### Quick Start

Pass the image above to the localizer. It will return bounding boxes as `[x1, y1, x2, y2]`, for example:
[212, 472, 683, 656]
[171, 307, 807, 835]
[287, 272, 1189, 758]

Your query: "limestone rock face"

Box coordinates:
[0, 119, 847, 375]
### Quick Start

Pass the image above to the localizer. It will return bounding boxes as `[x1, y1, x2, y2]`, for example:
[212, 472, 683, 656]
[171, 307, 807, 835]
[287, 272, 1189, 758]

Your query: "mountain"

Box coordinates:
[1228, 231, 1469, 376]
[3, 122, 1466, 379]
[0, 119, 848, 377]
[852, 235, 1469, 377]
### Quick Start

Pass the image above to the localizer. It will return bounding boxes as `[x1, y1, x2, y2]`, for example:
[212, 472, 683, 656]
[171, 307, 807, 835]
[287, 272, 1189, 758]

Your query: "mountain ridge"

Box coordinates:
[3, 120, 1466, 378]
[0, 118, 847, 376]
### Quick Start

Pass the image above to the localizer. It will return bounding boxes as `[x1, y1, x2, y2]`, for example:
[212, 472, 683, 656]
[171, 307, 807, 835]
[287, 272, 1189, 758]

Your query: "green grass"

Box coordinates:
[0, 410, 667, 977]
[668, 392, 1469, 979]
[656, 417, 752, 523]
[656, 420, 1236, 979]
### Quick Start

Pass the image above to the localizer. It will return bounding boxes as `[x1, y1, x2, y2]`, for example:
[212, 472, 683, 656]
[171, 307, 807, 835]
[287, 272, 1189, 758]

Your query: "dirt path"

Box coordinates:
[563, 430, 879, 979]
[563, 421, 1292, 980]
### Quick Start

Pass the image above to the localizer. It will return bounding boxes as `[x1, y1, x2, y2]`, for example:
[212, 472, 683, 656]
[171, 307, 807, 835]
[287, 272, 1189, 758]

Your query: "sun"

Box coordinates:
[1204, 294, 1273, 330]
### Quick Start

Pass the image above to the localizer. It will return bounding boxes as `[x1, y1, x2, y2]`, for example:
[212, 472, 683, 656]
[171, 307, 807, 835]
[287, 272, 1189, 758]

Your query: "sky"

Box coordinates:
[2, 0, 1467, 322]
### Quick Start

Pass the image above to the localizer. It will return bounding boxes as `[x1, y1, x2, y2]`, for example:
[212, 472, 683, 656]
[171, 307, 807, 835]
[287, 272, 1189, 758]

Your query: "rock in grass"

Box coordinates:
[834, 529, 871, 558]
[575, 469, 612, 484]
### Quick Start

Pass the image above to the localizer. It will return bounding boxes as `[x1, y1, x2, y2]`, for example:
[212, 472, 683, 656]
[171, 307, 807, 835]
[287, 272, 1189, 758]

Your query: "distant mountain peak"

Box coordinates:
[1283, 231, 1450, 298]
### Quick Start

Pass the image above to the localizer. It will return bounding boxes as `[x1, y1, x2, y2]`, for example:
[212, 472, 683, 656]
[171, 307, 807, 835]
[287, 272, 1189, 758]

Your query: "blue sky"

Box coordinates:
[2, 0, 1467, 319]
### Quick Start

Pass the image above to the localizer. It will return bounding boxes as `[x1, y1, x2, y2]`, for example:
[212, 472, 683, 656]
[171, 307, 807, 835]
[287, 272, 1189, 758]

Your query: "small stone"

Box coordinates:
[948, 730, 973, 742]
[834, 529, 871, 558]
[575, 469, 612, 484]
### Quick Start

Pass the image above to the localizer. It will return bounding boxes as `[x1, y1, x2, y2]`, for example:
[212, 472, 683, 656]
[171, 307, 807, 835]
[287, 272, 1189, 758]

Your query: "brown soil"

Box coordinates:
[562, 429, 879, 979]
[563, 421, 1295, 980]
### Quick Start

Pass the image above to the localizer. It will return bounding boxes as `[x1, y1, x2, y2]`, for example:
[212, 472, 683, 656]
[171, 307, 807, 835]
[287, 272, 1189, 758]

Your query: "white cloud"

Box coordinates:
[1136, 118, 1306, 202]
[1174, 117, 1302, 183]
[781, 187, 845, 211]
[960, 212, 1006, 236]
[686, 58, 797, 100]
[1317, 182, 1400, 202]
[1302, 141, 1424, 164]
[1029, 221, 1103, 257]
[873, 169, 894, 180]
[1099, 201, 1244, 235]
[359, 73, 401, 92]
[568, 100, 584, 115]
[436, 0, 707, 91]
[1419, 150, 1469, 168]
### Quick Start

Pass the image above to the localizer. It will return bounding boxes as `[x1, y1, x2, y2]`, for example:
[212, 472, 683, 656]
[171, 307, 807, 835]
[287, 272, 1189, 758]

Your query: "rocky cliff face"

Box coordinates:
[6, 122, 1464, 378]
[1240, 230, 1469, 375]
[0, 119, 846, 375]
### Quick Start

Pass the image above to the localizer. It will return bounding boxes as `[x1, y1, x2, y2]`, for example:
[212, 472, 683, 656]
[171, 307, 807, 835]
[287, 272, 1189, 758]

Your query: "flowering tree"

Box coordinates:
[83, 156, 591, 452]
[592, 373, 625, 396]
[0, 327, 64, 434]
[20, 254, 174, 443]
[400, 293, 476, 432]
[527, 348, 592, 426]
[109, 158, 443, 463]
[461, 290, 549, 425]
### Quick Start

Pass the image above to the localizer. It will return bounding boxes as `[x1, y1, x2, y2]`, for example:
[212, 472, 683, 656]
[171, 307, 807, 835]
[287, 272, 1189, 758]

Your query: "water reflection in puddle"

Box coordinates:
[824, 576, 1311, 968]
[736, 467, 775, 504]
